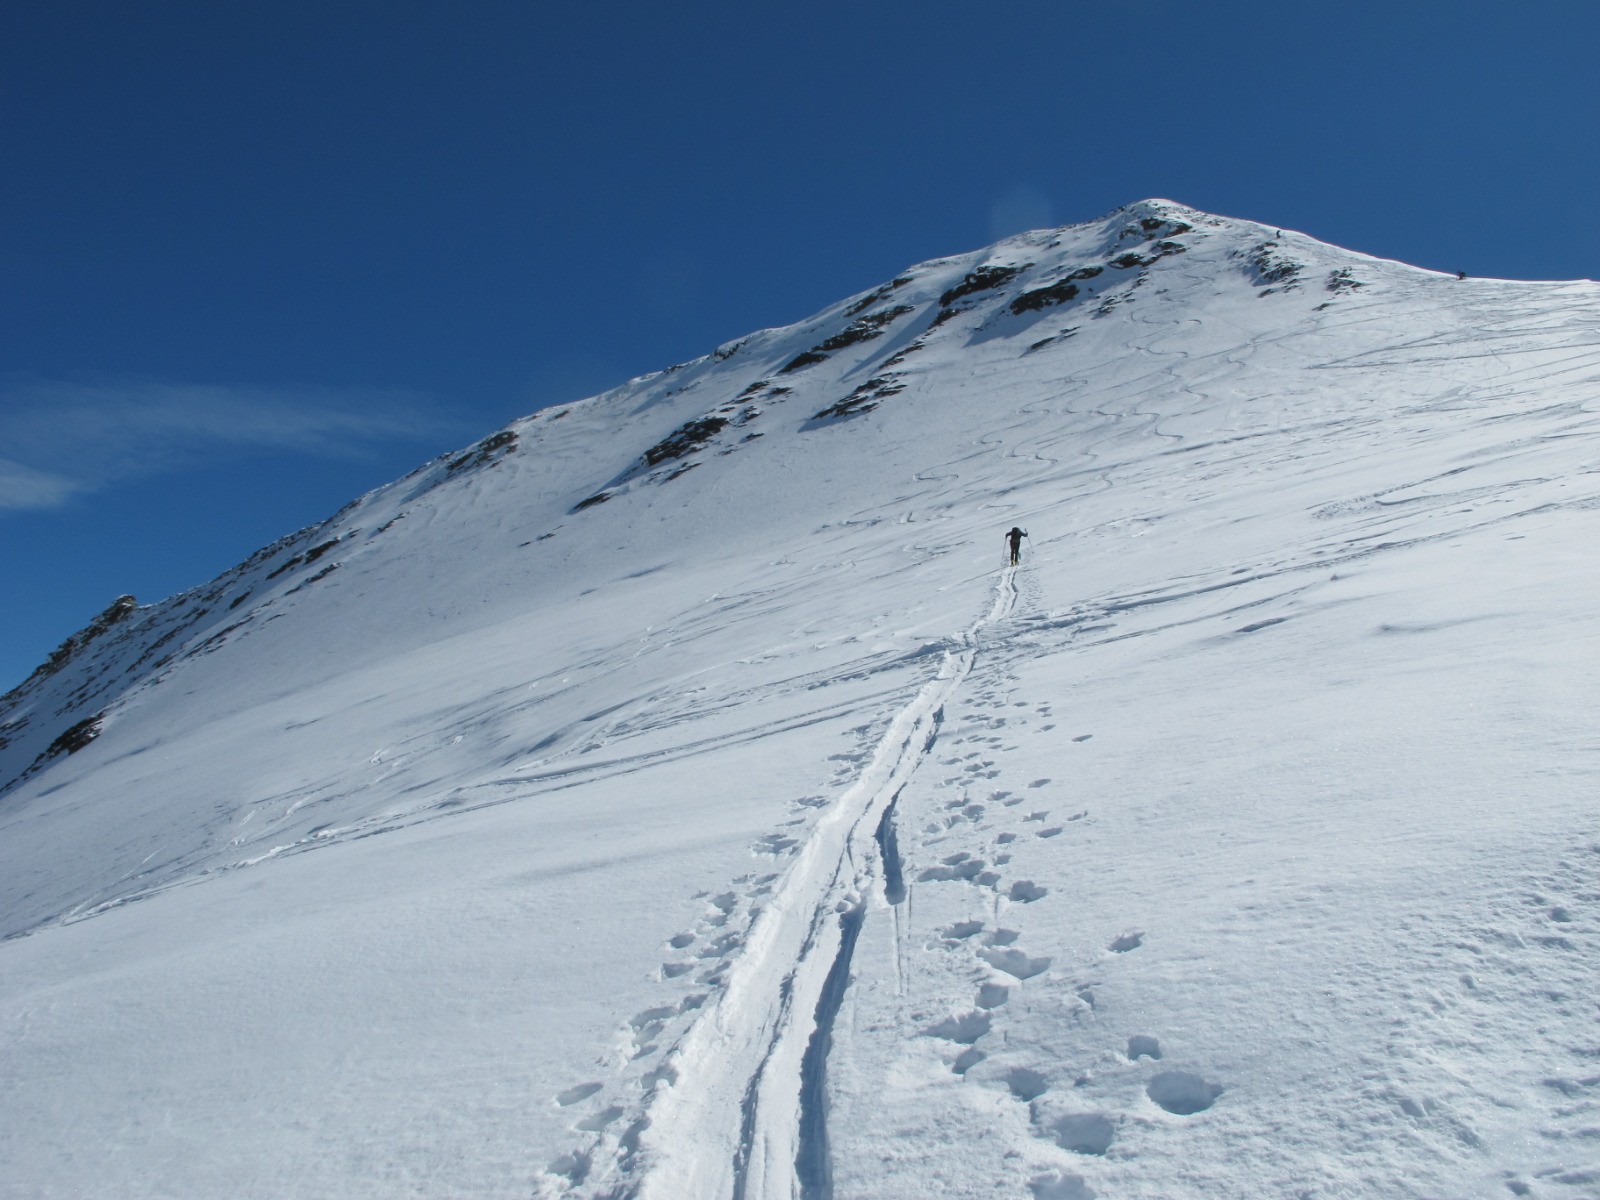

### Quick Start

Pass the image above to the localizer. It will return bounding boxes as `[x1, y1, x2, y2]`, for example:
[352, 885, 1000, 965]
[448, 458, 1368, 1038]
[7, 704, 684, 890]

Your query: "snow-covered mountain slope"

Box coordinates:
[5, 200, 1600, 1199]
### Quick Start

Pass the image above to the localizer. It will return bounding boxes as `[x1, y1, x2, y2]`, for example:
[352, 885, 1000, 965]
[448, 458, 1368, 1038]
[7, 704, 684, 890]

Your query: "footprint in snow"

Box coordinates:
[1036, 826, 1064, 838]
[918, 857, 987, 883]
[554, 1082, 603, 1107]
[1036, 1110, 1116, 1156]
[976, 983, 1010, 1009]
[1029, 1170, 1095, 1200]
[980, 947, 1052, 980]
[1146, 1070, 1223, 1115]
[1009, 880, 1048, 903]
[547, 1150, 592, 1185]
[629, 1006, 675, 1034]
[1127, 1035, 1162, 1061]
[640, 1062, 678, 1091]
[940, 920, 985, 941]
[924, 1010, 992, 1044]
[575, 1105, 625, 1132]
[1109, 931, 1144, 953]
[951, 1048, 986, 1075]
[1004, 1066, 1050, 1101]
[1028, 778, 1052, 788]
[698, 931, 742, 959]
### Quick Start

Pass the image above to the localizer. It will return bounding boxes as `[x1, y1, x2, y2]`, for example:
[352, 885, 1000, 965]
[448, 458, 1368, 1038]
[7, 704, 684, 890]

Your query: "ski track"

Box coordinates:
[573, 565, 1019, 1200]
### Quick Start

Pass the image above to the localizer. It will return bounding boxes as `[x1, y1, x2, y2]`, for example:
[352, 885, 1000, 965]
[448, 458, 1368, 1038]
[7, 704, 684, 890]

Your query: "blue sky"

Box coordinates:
[3, 0, 1596, 689]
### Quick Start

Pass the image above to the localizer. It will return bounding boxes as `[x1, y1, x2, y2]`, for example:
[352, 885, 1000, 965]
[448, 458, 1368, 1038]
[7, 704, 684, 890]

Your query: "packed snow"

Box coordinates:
[4, 201, 1600, 1198]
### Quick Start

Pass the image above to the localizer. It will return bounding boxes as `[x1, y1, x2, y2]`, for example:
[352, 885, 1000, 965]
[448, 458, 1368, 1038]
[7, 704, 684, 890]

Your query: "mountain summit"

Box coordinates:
[5, 203, 1600, 1198]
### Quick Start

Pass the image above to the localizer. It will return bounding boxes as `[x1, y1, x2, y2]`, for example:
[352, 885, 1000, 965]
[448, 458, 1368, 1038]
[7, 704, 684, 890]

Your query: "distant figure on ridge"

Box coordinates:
[1005, 526, 1028, 566]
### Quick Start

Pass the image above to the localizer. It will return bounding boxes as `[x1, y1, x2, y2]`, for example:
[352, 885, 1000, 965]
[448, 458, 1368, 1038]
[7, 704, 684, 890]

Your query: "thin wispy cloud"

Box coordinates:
[0, 376, 467, 514]
[0, 459, 82, 512]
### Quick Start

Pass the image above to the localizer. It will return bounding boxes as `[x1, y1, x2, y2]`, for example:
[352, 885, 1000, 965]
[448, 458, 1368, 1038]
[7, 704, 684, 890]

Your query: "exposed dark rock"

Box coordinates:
[126, 606, 211, 674]
[228, 591, 252, 610]
[782, 305, 916, 373]
[881, 339, 928, 370]
[187, 618, 251, 658]
[780, 350, 829, 374]
[1243, 242, 1303, 291]
[1011, 282, 1079, 315]
[843, 285, 893, 319]
[1111, 252, 1153, 270]
[713, 403, 760, 426]
[815, 305, 914, 353]
[1013, 264, 1106, 312]
[1154, 240, 1189, 255]
[447, 429, 519, 473]
[1095, 273, 1147, 317]
[285, 564, 338, 596]
[810, 376, 906, 423]
[643, 416, 730, 467]
[1026, 328, 1078, 354]
[1122, 216, 1194, 242]
[266, 554, 304, 580]
[1326, 267, 1364, 292]
[939, 265, 1024, 309]
[20, 595, 138, 689]
[302, 538, 340, 564]
[573, 406, 747, 512]
[45, 713, 104, 758]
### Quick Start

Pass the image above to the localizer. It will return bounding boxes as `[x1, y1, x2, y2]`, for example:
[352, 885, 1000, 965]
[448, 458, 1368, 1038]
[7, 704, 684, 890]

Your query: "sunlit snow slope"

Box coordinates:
[4, 201, 1600, 1199]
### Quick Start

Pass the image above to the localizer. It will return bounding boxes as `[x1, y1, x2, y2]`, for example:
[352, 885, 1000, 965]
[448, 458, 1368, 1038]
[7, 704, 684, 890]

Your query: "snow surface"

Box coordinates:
[4, 201, 1600, 1198]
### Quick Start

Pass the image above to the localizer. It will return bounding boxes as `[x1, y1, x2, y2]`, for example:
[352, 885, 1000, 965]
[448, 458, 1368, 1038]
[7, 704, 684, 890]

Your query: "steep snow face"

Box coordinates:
[4, 202, 1600, 1199]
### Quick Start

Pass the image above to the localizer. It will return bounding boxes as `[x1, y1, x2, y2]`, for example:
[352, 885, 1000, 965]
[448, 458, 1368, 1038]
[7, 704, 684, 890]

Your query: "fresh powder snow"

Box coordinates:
[3, 201, 1600, 1199]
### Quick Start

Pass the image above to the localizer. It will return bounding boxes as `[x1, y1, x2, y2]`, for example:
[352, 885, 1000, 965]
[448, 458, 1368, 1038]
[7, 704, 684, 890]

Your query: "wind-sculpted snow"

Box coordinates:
[4, 200, 1600, 1198]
